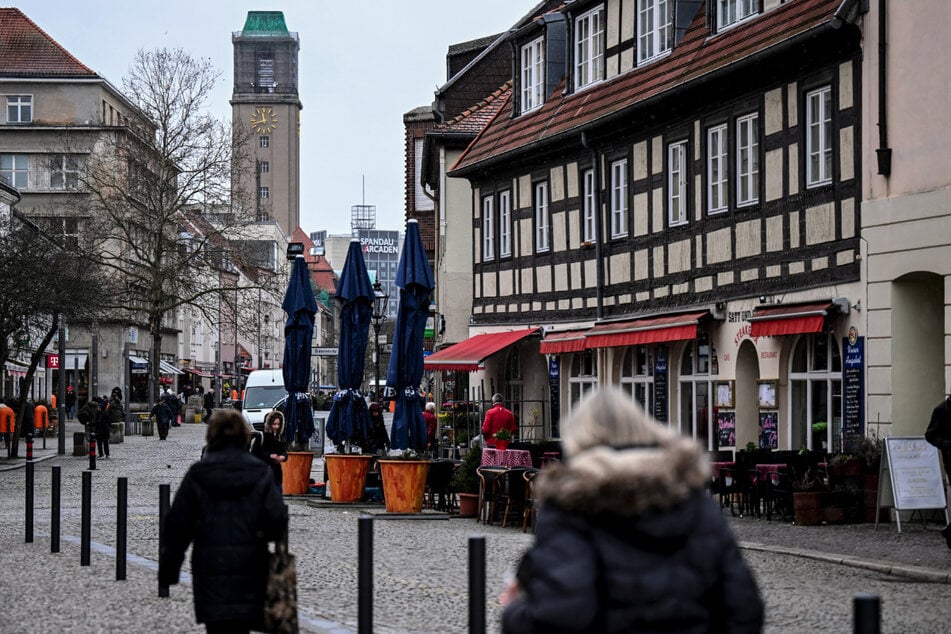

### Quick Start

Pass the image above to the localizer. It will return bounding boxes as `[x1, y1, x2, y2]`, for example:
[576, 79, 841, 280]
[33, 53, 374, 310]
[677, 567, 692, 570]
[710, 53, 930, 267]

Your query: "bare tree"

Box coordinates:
[73, 48, 273, 404]
[0, 211, 109, 457]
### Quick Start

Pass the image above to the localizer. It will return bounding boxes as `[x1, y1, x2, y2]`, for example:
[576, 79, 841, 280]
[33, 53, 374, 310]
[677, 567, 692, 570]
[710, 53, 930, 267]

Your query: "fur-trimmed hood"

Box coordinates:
[265, 409, 285, 438]
[536, 435, 710, 518]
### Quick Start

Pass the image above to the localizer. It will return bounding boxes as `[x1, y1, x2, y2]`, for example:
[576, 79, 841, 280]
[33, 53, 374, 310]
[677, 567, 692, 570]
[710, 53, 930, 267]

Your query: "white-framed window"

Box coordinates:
[49, 154, 81, 190]
[620, 345, 653, 413]
[582, 168, 596, 243]
[736, 113, 759, 206]
[482, 196, 495, 262]
[569, 349, 599, 414]
[37, 216, 80, 250]
[259, 136, 270, 149]
[806, 86, 833, 187]
[259, 186, 269, 199]
[638, 0, 672, 64]
[574, 6, 604, 90]
[6, 95, 32, 123]
[668, 141, 687, 226]
[259, 161, 269, 174]
[717, 0, 757, 31]
[707, 124, 728, 214]
[679, 334, 718, 450]
[534, 181, 550, 253]
[521, 37, 545, 113]
[610, 159, 628, 238]
[499, 190, 512, 258]
[0, 154, 28, 188]
[790, 333, 842, 452]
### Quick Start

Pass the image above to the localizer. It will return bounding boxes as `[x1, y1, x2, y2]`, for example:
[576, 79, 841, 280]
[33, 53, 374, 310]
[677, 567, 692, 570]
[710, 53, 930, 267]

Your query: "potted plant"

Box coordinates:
[494, 428, 513, 451]
[377, 448, 432, 513]
[452, 445, 482, 517]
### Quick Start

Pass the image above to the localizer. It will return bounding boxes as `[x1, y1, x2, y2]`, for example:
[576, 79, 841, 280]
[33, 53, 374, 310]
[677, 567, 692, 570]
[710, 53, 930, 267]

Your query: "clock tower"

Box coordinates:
[231, 11, 301, 234]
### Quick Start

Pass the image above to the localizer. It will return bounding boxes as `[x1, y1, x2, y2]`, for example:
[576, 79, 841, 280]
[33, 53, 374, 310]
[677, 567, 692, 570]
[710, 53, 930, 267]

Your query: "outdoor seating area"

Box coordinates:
[476, 465, 541, 532]
[709, 447, 883, 525]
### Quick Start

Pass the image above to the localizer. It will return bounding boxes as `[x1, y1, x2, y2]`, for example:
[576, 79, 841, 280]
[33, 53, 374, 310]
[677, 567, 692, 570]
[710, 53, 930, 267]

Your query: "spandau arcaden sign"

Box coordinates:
[361, 236, 399, 255]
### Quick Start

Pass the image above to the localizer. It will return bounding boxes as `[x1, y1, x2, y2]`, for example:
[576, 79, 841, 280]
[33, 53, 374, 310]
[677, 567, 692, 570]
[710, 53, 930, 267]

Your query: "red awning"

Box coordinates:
[184, 368, 213, 378]
[584, 312, 709, 349]
[424, 328, 540, 371]
[749, 303, 833, 337]
[539, 329, 589, 354]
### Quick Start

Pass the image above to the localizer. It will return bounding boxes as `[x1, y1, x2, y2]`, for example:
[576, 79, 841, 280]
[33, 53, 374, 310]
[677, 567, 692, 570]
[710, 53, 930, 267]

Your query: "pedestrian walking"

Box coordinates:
[202, 391, 214, 423]
[95, 396, 112, 459]
[151, 399, 174, 440]
[499, 388, 763, 634]
[925, 392, 951, 550]
[482, 393, 516, 448]
[65, 386, 76, 421]
[252, 409, 288, 492]
[160, 410, 288, 633]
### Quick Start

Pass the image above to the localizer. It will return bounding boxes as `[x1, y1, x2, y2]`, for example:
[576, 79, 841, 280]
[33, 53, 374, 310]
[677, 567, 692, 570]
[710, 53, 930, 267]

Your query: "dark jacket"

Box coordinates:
[95, 403, 112, 438]
[160, 447, 287, 626]
[253, 414, 289, 487]
[77, 401, 99, 426]
[926, 396, 951, 468]
[502, 440, 763, 634]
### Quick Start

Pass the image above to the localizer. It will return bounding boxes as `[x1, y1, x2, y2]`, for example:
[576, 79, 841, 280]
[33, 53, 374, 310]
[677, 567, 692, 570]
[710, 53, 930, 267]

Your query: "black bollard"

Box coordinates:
[158, 483, 170, 598]
[81, 471, 91, 565]
[117, 477, 128, 581]
[469, 535, 486, 634]
[51, 465, 61, 553]
[26, 432, 33, 461]
[25, 460, 34, 543]
[854, 593, 881, 634]
[88, 431, 97, 471]
[358, 515, 373, 634]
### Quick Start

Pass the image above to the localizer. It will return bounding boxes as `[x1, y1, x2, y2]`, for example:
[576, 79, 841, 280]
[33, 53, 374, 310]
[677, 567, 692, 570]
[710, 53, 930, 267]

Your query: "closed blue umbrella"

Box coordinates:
[326, 239, 374, 448]
[281, 255, 318, 446]
[385, 219, 435, 450]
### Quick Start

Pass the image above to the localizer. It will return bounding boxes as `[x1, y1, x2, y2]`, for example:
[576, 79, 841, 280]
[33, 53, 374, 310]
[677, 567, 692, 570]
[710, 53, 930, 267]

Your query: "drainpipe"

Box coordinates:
[581, 131, 605, 320]
[876, 0, 891, 176]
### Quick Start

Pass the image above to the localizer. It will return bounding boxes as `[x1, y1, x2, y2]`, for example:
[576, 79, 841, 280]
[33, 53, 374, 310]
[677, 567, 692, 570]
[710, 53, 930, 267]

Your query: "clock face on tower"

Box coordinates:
[251, 106, 278, 134]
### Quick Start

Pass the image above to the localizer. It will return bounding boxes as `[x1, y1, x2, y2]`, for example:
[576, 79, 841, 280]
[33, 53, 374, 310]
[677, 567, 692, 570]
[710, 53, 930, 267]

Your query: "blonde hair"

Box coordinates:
[561, 387, 676, 458]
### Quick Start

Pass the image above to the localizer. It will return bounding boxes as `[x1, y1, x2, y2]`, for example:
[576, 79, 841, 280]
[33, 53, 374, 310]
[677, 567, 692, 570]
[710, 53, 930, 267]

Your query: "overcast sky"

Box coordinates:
[14, 1, 534, 235]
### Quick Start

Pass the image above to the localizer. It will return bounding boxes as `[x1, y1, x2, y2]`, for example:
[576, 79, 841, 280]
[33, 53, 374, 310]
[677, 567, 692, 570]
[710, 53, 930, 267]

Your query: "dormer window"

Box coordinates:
[520, 37, 545, 113]
[637, 0, 672, 64]
[574, 6, 604, 91]
[716, 0, 757, 31]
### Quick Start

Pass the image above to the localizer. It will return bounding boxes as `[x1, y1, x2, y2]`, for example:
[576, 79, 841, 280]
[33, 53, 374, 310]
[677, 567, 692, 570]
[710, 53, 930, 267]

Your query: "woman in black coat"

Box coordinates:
[160, 410, 287, 633]
[500, 388, 763, 634]
[253, 409, 289, 491]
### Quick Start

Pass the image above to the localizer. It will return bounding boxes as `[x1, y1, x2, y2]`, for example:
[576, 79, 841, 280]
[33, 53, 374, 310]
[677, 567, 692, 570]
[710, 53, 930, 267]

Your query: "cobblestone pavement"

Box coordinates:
[1, 423, 950, 632]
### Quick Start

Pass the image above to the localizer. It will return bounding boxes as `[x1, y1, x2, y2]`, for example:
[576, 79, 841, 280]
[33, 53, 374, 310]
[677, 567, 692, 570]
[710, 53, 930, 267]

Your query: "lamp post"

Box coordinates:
[371, 281, 389, 402]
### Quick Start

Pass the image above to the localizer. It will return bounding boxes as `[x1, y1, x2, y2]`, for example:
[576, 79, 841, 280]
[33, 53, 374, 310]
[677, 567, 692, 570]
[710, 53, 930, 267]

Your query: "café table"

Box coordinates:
[755, 463, 787, 478]
[481, 447, 533, 468]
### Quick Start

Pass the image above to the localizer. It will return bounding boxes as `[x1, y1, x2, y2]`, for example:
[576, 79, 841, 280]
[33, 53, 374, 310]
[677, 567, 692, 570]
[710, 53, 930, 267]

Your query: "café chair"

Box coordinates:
[498, 467, 533, 528]
[521, 468, 541, 533]
[476, 466, 508, 525]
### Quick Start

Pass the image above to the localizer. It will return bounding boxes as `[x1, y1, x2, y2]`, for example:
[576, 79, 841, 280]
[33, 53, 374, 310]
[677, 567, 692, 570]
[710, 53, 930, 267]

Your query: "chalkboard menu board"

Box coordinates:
[759, 412, 778, 449]
[842, 333, 865, 452]
[548, 356, 561, 439]
[717, 411, 736, 447]
[653, 346, 668, 423]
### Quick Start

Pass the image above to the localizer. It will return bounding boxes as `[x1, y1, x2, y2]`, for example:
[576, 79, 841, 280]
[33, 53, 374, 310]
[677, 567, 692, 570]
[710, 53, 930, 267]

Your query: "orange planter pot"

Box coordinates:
[494, 439, 510, 451]
[282, 451, 315, 495]
[378, 460, 431, 513]
[324, 454, 375, 502]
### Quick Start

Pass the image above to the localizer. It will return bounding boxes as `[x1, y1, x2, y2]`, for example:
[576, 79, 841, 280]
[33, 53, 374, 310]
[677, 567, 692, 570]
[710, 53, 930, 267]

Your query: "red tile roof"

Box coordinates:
[453, 0, 843, 173]
[290, 227, 337, 295]
[0, 8, 98, 78]
[437, 81, 511, 135]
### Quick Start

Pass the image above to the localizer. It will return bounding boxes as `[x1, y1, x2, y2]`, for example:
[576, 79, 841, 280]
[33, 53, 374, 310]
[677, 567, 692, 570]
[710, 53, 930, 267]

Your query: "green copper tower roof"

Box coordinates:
[242, 11, 289, 34]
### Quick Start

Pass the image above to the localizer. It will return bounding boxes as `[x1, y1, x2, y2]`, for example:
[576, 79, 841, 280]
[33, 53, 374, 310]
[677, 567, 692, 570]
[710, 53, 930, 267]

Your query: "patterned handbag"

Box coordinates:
[263, 540, 299, 633]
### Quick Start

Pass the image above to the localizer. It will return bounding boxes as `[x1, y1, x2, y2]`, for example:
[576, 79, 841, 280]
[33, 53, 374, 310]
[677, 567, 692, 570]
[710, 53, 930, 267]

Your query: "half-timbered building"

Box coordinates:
[426, 0, 868, 452]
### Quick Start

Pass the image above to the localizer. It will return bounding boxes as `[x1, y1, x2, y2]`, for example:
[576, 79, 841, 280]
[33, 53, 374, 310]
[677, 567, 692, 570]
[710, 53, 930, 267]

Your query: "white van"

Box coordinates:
[240, 369, 286, 431]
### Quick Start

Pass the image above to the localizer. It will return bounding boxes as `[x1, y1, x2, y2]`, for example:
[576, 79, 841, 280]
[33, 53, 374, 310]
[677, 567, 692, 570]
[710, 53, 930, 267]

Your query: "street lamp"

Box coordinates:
[371, 280, 389, 402]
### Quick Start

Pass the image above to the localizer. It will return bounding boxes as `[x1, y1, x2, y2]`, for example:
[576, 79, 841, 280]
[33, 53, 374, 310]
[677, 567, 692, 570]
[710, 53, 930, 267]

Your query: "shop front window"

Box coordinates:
[789, 333, 842, 451]
[569, 349, 598, 413]
[679, 334, 717, 449]
[620, 345, 653, 412]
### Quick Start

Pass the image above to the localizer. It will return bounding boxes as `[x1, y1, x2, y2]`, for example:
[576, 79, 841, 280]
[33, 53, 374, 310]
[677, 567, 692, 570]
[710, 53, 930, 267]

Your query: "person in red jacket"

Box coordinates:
[482, 393, 516, 447]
